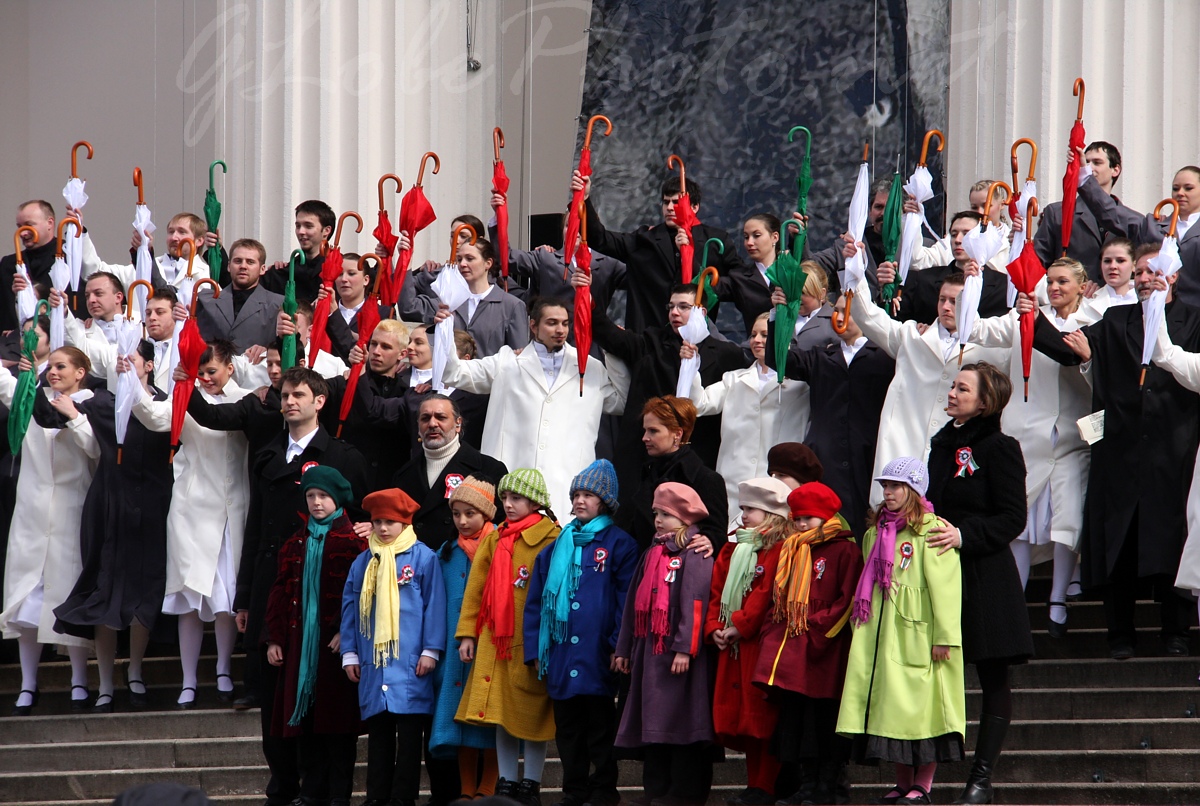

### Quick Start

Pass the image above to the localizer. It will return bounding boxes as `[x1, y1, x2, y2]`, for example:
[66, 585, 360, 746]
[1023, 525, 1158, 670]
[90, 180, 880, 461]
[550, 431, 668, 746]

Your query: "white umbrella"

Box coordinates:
[430, 263, 470, 392]
[675, 308, 711, 398]
[63, 141, 93, 291]
[1141, 200, 1185, 386]
[49, 217, 82, 351]
[132, 168, 155, 321]
[842, 146, 872, 294]
[12, 227, 40, 326]
[897, 131, 946, 283]
[956, 182, 1011, 360]
[115, 280, 154, 463]
[166, 238, 199, 394]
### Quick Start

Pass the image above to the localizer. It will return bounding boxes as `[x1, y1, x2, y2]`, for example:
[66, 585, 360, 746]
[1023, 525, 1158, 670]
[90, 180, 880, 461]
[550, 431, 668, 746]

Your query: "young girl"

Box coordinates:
[704, 478, 792, 806]
[753, 482, 862, 805]
[614, 481, 717, 806]
[456, 468, 560, 804]
[525, 459, 639, 806]
[0, 346, 100, 714]
[836, 458, 965, 805]
[266, 466, 365, 805]
[430, 477, 501, 799]
[131, 338, 251, 707]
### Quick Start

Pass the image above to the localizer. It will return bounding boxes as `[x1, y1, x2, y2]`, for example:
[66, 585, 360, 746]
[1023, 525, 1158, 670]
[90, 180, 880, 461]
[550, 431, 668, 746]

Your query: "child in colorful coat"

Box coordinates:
[456, 468, 561, 806]
[753, 482, 863, 806]
[524, 459, 639, 806]
[430, 477, 500, 799]
[615, 481, 717, 806]
[836, 458, 965, 806]
[704, 478, 793, 806]
[265, 466, 365, 806]
[341, 488, 448, 806]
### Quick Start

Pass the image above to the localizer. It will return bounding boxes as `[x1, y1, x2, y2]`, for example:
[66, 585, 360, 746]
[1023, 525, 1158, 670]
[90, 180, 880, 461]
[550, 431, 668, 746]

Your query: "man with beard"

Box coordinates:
[193, 239, 283, 350]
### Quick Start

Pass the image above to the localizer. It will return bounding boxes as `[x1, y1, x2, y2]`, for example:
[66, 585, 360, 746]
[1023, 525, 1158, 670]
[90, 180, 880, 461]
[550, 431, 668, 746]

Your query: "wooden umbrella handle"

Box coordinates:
[377, 173, 402, 211]
[56, 216, 81, 258]
[450, 224, 478, 264]
[14, 226, 38, 264]
[918, 130, 945, 167]
[71, 141, 94, 179]
[416, 152, 441, 187]
[583, 115, 612, 150]
[831, 291, 855, 334]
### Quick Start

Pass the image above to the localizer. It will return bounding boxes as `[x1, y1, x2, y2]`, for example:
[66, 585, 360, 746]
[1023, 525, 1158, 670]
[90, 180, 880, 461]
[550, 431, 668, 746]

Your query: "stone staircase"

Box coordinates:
[1, 571, 1198, 805]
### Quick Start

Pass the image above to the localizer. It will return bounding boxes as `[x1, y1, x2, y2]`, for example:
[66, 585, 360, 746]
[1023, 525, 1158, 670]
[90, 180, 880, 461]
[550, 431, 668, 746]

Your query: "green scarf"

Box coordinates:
[719, 528, 765, 626]
[288, 507, 342, 726]
[537, 514, 613, 677]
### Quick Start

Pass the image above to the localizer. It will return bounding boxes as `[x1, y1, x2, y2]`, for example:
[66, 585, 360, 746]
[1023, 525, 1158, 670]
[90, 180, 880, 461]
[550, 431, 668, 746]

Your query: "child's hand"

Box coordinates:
[266, 643, 284, 666]
[723, 624, 742, 645]
[932, 645, 951, 662]
[613, 656, 630, 674]
[352, 521, 373, 541]
[711, 629, 728, 651]
[416, 655, 437, 676]
[670, 652, 691, 675]
[345, 664, 361, 682]
[328, 633, 341, 653]
[459, 637, 476, 663]
[690, 534, 715, 558]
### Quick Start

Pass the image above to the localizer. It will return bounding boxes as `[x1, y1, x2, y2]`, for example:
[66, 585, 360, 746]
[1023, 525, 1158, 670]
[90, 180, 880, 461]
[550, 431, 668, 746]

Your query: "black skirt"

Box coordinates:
[852, 732, 965, 766]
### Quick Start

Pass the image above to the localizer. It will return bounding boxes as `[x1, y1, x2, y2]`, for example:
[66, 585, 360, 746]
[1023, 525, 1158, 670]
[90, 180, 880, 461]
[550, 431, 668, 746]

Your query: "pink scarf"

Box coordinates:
[852, 499, 933, 626]
[633, 530, 691, 654]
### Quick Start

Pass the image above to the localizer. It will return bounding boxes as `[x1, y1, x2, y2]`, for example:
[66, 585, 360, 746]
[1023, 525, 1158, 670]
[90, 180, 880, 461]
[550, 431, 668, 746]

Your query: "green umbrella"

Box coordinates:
[788, 126, 814, 219]
[766, 226, 808, 384]
[698, 237, 724, 311]
[879, 171, 905, 315]
[204, 160, 227, 282]
[8, 300, 50, 455]
[281, 249, 304, 370]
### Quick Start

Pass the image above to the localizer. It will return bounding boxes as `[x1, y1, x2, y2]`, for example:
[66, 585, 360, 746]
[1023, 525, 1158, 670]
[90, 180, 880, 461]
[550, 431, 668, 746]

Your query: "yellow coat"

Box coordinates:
[455, 516, 559, 741]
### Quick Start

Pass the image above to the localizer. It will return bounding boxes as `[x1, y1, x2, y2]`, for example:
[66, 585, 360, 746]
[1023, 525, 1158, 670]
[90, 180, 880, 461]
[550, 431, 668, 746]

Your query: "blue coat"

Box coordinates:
[523, 522, 640, 700]
[340, 540, 447, 720]
[430, 540, 496, 757]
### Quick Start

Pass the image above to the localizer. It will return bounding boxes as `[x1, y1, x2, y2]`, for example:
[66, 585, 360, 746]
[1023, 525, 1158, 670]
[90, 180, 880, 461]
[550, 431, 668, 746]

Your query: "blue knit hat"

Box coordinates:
[570, 459, 620, 513]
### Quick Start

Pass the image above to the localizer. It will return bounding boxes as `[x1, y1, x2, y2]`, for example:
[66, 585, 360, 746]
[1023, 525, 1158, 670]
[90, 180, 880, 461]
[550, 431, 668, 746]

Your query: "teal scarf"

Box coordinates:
[719, 528, 765, 626]
[288, 508, 342, 727]
[537, 514, 613, 677]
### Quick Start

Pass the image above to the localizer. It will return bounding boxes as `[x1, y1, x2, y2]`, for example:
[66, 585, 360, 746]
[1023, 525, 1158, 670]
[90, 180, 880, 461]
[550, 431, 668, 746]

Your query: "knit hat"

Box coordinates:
[300, 465, 353, 508]
[652, 482, 708, 526]
[788, 482, 842, 521]
[448, 475, 498, 521]
[363, 488, 421, 524]
[570, 459, 620, 513]
[498, 468, 552, 509]
[767, 442, 824, 485]
[875, 456, 930, 498]
[737, 477, 792, 519]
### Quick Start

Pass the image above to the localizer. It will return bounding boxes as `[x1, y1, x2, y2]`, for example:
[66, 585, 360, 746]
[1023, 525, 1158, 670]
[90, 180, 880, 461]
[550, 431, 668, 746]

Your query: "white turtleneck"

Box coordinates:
[424, 432, 462, 487]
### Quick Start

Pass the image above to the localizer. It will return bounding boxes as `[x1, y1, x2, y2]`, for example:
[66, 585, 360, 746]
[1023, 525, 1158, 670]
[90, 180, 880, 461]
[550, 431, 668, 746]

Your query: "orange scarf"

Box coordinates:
[476, 512, 543, 659]
[772, 518, 844, 636]
[458, 522, 494, 563]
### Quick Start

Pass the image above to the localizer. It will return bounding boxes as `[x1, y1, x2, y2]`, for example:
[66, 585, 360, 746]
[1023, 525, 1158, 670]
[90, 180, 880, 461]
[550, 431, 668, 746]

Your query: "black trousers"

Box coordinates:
[366, 712, 459, 804]
[1103, 523, 1192, 648]
[554, 695, 620, 806]
[642, 743, 713, 805]
[297, 732, 358, 802]
[260, 655, 302, 804]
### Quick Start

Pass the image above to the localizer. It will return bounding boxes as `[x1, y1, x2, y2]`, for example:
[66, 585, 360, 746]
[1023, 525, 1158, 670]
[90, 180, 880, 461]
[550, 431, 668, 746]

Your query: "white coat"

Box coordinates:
[81, 232, 210, 292]
[63, 314, 122, 387]
[441, 343, 625, 515]
[851, 277, 1010, 506]
[687, 364, 809, 526]
[970, 308, 1093, 551]
[912, 221, 1012, 274]
[131, 380, 251, 600]
[0, 379, 99, 647]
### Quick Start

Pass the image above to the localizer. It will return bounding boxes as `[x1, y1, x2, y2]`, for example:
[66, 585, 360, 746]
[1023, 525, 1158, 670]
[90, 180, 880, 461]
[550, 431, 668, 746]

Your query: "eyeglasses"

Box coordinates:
[666, 302, 694, 313]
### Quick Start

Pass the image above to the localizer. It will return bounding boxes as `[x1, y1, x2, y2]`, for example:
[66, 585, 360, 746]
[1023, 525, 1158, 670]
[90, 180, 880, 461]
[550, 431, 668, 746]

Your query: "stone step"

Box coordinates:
[980, 656, 1198, 689]
[1029, 627, 1198, 660]
[964, 718, 1200, 750]
[1026, 599, 1164, 630]
[0, 710, 260, 746]
[966, 687, 1200, 721]
[0, 654, 246, 697]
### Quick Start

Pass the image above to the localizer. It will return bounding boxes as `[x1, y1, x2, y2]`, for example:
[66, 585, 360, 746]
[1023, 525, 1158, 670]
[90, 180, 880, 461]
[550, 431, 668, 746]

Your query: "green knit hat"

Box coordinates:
[300, 465, 353, 509]
[497, 467, 551, 509]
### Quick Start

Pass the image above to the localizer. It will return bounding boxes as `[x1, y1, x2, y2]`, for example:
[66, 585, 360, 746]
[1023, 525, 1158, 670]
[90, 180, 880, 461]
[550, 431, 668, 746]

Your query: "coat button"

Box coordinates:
[381, 684, 388, 691]
[570, 636, 579, 644]
[478, 711, 485, 718]
[484, 675, 491, 682]
[569, 669, 578, 678]
[454, 681, 461, 687]
[571, 602, 580, 610]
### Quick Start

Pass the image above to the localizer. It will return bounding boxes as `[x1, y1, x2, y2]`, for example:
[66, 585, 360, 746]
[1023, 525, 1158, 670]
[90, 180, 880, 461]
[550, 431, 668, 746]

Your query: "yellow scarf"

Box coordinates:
[772, 517, 844, 636]
[359, 526, 419, 667]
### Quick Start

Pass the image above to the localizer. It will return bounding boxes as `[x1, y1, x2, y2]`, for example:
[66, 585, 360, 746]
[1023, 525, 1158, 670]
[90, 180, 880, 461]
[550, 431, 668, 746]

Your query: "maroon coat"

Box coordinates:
[704, 541, 782, 745]
[752, 533, 862, 700]
[265, 513, 367, 737]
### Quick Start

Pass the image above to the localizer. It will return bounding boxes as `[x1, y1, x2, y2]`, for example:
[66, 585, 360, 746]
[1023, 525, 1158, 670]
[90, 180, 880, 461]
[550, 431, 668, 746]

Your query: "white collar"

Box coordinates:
[840, 336, 868, 364]
[755, 261, 771, 283]
[93, 318, 118, 342]
[338, 299, 363, 323]
[411, 366, 433, 385]
[532, 340, 565, 386]
[793, 307, 818, 336]
[286, 425, 319, 461]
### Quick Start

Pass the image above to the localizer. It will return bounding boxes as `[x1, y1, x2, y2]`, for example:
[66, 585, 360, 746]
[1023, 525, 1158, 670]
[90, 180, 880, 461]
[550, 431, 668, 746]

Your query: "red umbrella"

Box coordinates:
[337, 254, 383, 437]
[394, 152, 440, 298]
[573, 198, 593, 397]
[492, 128, 512, 291]
[171, 278, 220, 462]
[666, 154, 701, 284]
[1059, 78, 1086, 255]
[563, 115, 613, 270]
[308, 211, 362, 367]
[372, 173, 403, 306]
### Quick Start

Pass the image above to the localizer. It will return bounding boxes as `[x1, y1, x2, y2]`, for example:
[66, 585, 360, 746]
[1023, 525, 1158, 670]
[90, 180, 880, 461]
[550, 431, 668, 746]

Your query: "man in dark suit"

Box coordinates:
[1, 200, 58, 332]
[194, 238, 284, 350]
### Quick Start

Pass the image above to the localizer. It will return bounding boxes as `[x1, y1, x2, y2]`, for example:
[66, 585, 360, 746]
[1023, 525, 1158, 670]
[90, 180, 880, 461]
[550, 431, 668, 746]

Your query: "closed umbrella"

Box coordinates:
[1059, 79, 1086, 256]
[492, 128, 512, 291]
[169, 278, 219, 462]
[49, 216, 82, 350]
[394, 152, 440, 298]
[372, 173, 403, 306]
[7, 299, 49, 455]
[878, 172, 905, 314]
[833, 143, 871, 335]
[1141, 200, 1183, 388]
[166, 237, 199, 394]
[573, 199, 594, 396]
[563, 116, 613, 265]
[337, 254, 384, 436]
[666, 155, 701, 284]
[131, 167, 155, 320]
[698, 237, 724, 311]
[430, 225, 477, 392]
[1006, 139, 1044, 401]
[897, 130, 945, 286]
[958, 181, 1011, 362]
[766, 228, 808, 384]
[204, 160, 227, 282]
[12, 226, 40, 326]
[280, 250, 304, 371]
[62, 141, 92, 293]
[788, 126, 814, 225]
[309, 211, 362, 367]
[115, 280, 155, 463]
[676, 268, 718, 398]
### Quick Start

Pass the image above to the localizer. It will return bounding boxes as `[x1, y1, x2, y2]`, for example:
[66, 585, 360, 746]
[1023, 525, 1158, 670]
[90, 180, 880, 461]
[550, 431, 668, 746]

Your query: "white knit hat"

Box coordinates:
[874, 456, 929, 498]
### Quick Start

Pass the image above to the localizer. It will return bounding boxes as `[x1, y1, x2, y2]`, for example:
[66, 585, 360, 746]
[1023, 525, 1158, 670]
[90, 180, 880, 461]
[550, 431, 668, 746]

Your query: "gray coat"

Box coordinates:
[1034, 177, 1143, 283]
[194, 283, 283, 350]
[398, 271, 529, 358]
[792, 302, 838, 352]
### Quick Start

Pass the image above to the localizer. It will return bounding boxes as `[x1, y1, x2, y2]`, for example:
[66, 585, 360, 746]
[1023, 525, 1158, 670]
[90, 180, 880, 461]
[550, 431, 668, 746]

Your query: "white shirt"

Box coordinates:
[160, 255, 187, 287]
[411, 367, 433, 387]
[466, 286, 494, 321]
[754, 261, 770, 284]
[94, 318, 118, 344]
[793, 308, 817, 338]
[338, 300, 363, 325]
[286, 425, 319, 463]
[840, 336, 868, 366]
[755, 361, 776, 392]
[152, 339, 172, 369]
[532, 341, 565, 387]
[938, 323, 958, 364]
[1177, 212, 1199, 241]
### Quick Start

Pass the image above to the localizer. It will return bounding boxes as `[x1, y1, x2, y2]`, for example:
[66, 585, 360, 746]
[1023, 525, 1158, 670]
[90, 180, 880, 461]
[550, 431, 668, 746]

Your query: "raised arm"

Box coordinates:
[851, 276, 905, 358]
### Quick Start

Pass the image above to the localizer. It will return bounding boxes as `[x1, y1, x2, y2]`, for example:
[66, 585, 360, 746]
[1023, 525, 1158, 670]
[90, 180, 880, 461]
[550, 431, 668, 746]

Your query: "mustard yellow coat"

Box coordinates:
[455, 517, 559, 741]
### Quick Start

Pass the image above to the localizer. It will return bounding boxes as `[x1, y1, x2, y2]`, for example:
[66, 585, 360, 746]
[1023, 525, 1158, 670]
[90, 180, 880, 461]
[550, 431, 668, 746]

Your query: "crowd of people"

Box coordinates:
[0, 135, 1199, 806]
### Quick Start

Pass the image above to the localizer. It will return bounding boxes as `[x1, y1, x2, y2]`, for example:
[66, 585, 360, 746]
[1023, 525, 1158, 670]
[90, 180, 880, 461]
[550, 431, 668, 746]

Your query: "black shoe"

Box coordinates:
[872, 786, 907, 805]
[233, 692, 260, 710]
[216, 673, 235, 702]
[1065, 581, 1084, 601]
[802, 760, 848, 805]
[124, 667, 148, 708]
[515, 779, 542, 806]
[953, 713, 1009, 804]
[1165, 636, 1190, 657]
[92, 693, 115, 714]
[10, 689, 39, 717]
[1110, 643, 1135, 660]
[727, 790, 752, 805]
[496, 779, 517, 800]
[176, 686, 197, 710]
[895, 786, 931, 805]
[729, 789, 773, 806]
[1046, 600, 1068, 639]
[70, 685, 92, 711]
[777, 760, 820, 806]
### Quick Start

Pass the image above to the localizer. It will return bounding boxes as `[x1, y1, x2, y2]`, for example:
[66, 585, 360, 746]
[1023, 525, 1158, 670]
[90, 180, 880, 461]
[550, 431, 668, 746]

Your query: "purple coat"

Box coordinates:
[615, 537, 715, 747]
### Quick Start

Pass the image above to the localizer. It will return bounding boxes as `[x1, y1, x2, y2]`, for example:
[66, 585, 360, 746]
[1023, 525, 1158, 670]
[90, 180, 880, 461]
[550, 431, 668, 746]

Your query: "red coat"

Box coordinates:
[752, 533, 863, 700]
[704, 541, 782, 745]
[265, 513, 367, 737]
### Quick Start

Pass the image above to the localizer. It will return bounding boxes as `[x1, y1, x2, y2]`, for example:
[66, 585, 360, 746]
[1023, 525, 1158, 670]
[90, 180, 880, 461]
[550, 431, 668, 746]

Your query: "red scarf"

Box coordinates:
[476, 512, 543, 659]
[634, 531, 691, 654]
[458, 522, 494, 563]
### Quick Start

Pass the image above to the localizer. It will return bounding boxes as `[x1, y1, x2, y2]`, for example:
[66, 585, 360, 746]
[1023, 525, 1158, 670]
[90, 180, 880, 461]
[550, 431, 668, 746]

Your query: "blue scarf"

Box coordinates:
[288, 508, 342, 726]
[537, 514, 612, 677]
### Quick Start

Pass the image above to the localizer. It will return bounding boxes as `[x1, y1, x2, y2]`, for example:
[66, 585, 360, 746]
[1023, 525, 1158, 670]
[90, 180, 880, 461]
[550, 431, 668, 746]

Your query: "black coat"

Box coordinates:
[324, 302, 392, 364]
[0, 238, 58, 331]
[715, 261, 774, 338]
[766, 330, 895, 535]
[351, 367, 489, 456]
[898, 263, 1011, 325]
[806, 228, 886, 302]
[927, 414, 1033, 665]
[323, 370, 411, 490]
[261, 252, 326, 306]
[392, 442, 508, 551]
[584, 198, 742, 332]
[187, 386, 283, 459]
[620, 445, 728, 551]
[1034, 180, 1143, 284]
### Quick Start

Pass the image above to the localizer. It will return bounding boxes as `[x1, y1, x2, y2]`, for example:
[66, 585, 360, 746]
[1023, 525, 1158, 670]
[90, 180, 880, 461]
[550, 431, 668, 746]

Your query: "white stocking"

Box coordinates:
[178, 611, 204, 704]
[67, 645, 90, 699]
[1049, 543, 1078, 624]
[16, 628, 41, 707]
[214, 613, 237, 692]
[127, 621, 150, 693]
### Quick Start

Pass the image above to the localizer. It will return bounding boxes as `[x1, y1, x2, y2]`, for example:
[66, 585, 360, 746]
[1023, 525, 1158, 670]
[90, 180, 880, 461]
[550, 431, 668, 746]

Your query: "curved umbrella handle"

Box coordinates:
[583, 115, 613, 150]
[133, 167, 145, 205]
[1026, 197, 1040, 225]
[360, 254, 384, 296]
[578, 197, 588, 249]
[1155, 199, 1181, 238]
[14, 226, 38, 264]
[1073, 78, 1086, 122]
[918, 130, 945, 167]
[190, 278, 221, 317]
[179, 237, 197, 277]
[416, 151, 441, 187]
[493, 127, 505, 162]
[334, 211, 363, 247]
[126, 279, 155, 320]
[983, 181, 1013, 224]
[787, 126, 812, 159]
[450, 224, 479, 264]
[56, 216, 82, 258]
[694, 266, 719, 308]
[71, 141, 94, 179]
[209, 159, 228, 192]
[377, 173, 402, 211]
[860, 142, 870, 163]
[1010, 138, 1038, 187]
[700, 237, 724, 271]
[831, 290, 855, 335]
[667, 154, 686, 194]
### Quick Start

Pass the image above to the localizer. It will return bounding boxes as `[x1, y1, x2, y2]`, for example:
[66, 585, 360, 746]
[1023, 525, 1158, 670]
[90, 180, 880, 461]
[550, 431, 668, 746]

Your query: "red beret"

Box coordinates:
[363, 488, 420, 525]
[788, 482, 842, 522]
[651, 482, 708, 526]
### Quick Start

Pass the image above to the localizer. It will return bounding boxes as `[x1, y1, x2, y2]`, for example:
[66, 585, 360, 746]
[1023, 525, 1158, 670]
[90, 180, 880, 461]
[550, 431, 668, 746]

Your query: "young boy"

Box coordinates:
[264, 466, 365, 806]
[342, 487, 448, 806]
[524, 460, 639, 806]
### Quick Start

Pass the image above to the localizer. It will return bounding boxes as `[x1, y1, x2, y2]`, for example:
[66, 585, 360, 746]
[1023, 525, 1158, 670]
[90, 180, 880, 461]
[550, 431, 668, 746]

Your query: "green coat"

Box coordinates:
[835, 512, 965, 742]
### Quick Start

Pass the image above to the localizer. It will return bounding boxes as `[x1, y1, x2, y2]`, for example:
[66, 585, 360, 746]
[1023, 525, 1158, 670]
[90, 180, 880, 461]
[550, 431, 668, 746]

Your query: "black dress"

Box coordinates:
[49, 387, 174, 637]
[620, 445, 728, 551]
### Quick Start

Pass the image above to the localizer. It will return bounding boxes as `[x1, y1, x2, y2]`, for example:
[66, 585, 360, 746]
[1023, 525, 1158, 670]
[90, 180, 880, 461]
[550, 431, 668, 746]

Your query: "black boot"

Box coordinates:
[515, 778, 542, 806]
[775, 760, 819, 805]
[802, 761, 848, 805]
[496, 779, 518, 800]
[953, 714, 1010, 804]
